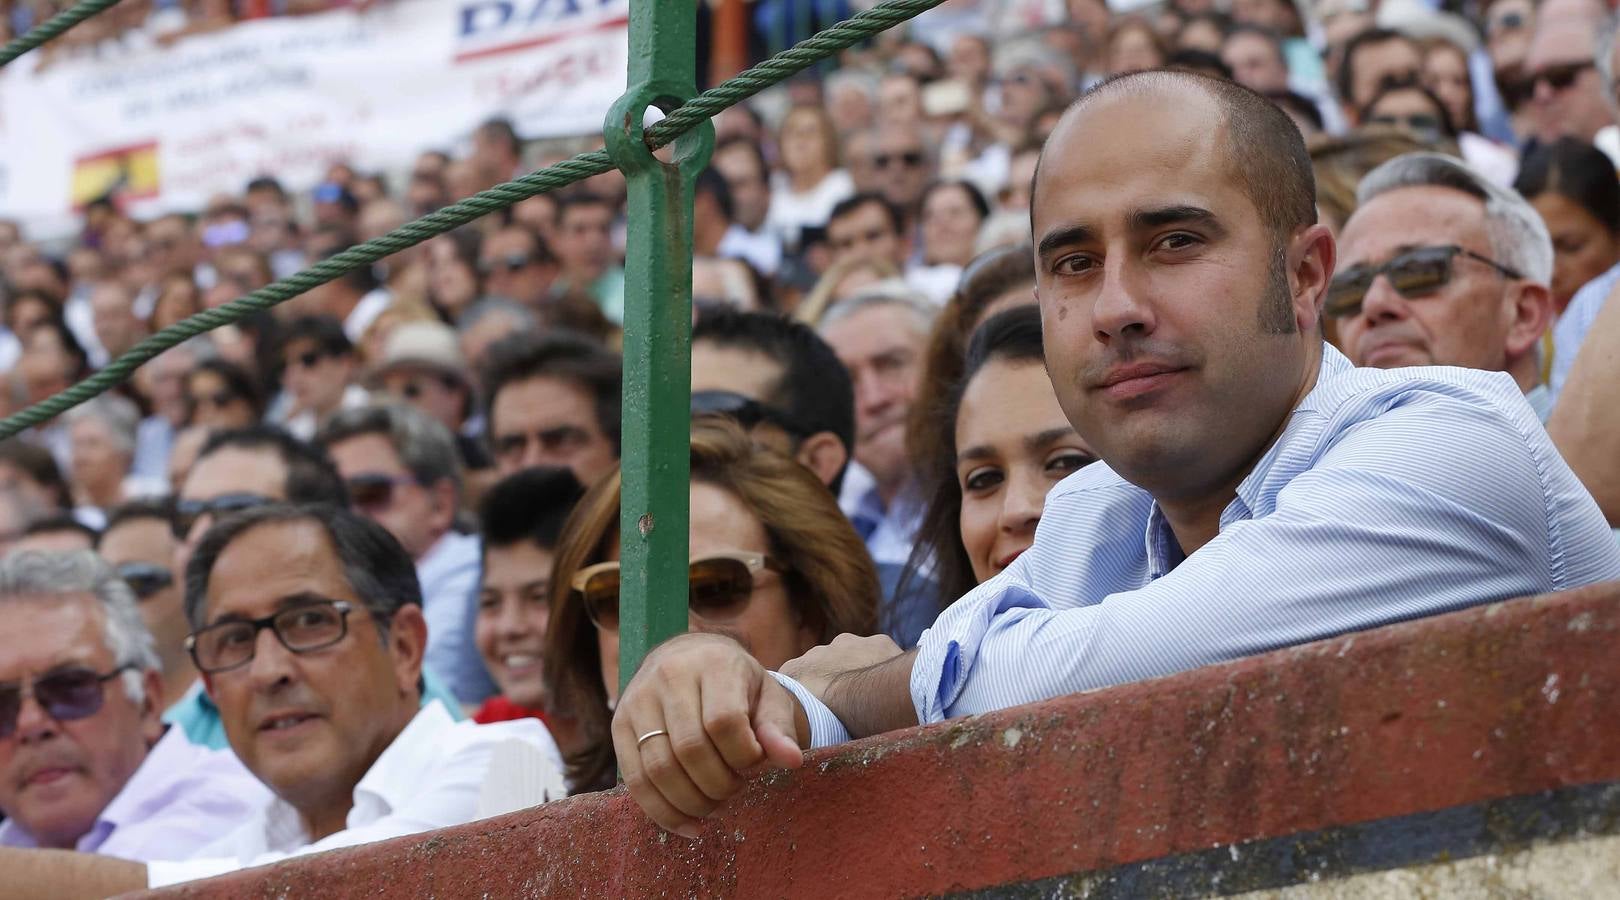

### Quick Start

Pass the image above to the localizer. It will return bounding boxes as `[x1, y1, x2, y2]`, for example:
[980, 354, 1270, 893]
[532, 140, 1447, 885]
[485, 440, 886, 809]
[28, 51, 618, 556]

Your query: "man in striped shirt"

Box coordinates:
[612, 70, 1620, 837]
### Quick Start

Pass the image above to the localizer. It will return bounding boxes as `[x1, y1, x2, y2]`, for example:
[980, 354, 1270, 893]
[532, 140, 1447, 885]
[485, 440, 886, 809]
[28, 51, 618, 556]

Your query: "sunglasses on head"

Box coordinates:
[572, 552, 785, 632]
[117, 561, 174, 600]
[1325, 245, 1522, 319]
[174, 493, 274, 539]
[874, 151, 924, 169]
[0, 665, 134, 739]
[1529, 61, 1594, 93]
[345, 473, 418, 511]
[691, 390, 815, 438]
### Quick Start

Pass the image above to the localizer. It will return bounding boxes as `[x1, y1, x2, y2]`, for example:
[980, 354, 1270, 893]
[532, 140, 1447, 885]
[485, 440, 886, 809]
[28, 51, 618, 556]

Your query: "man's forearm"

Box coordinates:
[822, 649, 921, 739]
[0, 847, 147, 900]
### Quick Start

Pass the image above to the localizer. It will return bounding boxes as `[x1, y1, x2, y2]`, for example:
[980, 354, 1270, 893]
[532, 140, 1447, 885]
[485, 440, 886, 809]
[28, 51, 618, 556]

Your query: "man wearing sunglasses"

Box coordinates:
[478, 225, 558, 308]
[1523, 0, 1614, 149]
[97, 501, 193, 711]
[0, 508, 565, 894]
[691, 309, 855, 491]
[610, 71, 1620, 839]
[319, 403, 498, 707]
[1332, 153, 1556, 420]
[0, 551, 267, 862]
[276, 315, 366, 442]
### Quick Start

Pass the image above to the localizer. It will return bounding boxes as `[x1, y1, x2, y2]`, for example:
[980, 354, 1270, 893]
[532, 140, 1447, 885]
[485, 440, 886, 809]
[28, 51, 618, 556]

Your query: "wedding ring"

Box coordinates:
[636, 729, 669, 747]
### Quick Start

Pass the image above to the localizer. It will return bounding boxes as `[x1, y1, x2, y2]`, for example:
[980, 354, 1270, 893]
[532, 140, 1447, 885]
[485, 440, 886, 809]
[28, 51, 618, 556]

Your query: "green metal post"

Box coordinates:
[603, 0, 714, 694]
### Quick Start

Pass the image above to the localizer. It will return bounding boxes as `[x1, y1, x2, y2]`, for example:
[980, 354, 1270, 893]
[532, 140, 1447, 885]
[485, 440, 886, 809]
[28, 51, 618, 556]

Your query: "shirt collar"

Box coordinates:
[260, 701, 456, 851]
[1142, 345, 1346, 575]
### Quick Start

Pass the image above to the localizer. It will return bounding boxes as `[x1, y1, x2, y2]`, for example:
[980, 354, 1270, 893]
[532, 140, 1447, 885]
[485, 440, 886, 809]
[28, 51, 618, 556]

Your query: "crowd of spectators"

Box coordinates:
[5, 0, 1620, 890]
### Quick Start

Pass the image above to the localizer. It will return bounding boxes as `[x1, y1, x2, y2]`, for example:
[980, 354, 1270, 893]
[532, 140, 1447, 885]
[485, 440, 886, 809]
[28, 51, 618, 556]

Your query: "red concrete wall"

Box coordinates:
[144, 581, 1620, 899]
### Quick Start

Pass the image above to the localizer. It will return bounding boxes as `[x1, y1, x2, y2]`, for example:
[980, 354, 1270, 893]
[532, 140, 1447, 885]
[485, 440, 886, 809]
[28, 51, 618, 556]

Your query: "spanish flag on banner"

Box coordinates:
[70, 141, 159, 210]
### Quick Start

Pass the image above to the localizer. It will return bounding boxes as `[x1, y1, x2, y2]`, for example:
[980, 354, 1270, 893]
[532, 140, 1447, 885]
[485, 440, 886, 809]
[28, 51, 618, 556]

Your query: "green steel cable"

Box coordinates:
[0, 0, 126, 68]
[0, 0, 946, 441]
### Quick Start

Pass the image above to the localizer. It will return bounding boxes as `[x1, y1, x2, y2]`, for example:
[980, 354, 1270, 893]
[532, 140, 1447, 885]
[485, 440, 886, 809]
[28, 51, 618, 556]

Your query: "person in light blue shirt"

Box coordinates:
[606, 71, 1620, 837]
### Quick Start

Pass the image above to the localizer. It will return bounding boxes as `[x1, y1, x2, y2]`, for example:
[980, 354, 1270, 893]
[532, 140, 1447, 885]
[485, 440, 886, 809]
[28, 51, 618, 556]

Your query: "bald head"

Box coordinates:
[1036, 71, 1316, 241]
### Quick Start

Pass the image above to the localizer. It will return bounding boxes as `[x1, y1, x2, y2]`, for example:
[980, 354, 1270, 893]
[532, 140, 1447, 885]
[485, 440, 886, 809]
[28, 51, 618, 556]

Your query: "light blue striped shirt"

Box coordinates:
[776, 346, 1620, 746]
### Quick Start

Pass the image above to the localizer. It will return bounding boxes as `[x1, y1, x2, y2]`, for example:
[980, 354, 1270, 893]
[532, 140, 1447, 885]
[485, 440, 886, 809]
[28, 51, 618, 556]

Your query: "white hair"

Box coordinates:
[1356, 152, 1554, 285]
[818, 284, 939, 334]
[0, 550, 160, 704]
[64, 394, 141, 457]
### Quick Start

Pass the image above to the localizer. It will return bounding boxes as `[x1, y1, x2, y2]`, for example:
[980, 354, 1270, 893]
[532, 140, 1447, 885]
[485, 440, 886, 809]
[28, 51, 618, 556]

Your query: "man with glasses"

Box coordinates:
[870, 126, 936, 233]
[0, 508, 565, 893]
[318, 403, 497, 707]
[97, 501, 193, 710]
[275, 315, 366, 442]
[608, 72, 1620, 839]
[1331, 153, 1556, 420]
[1523, 0, 1613, 150]
[691, 309, 855, 492]
[0, 551, 267, 861]
[478, 225, 558, 308]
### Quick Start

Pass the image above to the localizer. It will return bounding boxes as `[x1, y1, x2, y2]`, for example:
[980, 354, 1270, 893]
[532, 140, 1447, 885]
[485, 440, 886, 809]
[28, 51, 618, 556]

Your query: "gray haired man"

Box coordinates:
[1328, 152, 1557, 420]
[0, 551, 267, 860]
[318, 402, 496, 705]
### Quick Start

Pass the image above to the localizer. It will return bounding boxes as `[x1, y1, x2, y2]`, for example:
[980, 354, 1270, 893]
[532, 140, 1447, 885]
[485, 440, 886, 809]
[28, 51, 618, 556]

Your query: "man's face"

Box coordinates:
[281, 339, 352, 416]
[713, 146, 770, 232]
[0, 595, 159, 850]
[690, 341, 799, 457]
[1335, 187, 1531, 372]
[176, 446, 289, 574]
[200, 520, 422, 818]
[874, 130, 933, 214]
[1032, 90, 1318, 499]
[480, 229, 552, 307]
[555, 205, 615, 280]
[325, 433, 444, 561]
[820, 305, 927, 491]
[69, 418, 128, 493]
[379, 367, 465, 432]
[1524, 14, 1610, 142]
[490, 376, 617, 485]
[98, 518, 187, 670]
[90, 285, 142, 358]
[1223, 32, 1290, 94]
[827, 202, 904, 268]
[1349, 38, 1424, 112]
[476, 540, 554, 710]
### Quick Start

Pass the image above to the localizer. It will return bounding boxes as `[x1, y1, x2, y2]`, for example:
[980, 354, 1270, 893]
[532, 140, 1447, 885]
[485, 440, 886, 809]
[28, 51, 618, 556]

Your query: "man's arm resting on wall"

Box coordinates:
[0, 847, 146, 900]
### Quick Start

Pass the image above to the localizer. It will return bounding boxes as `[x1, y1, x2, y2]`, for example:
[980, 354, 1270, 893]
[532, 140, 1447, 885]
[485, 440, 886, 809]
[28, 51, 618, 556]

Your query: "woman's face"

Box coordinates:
[428, 252, 479, 319]
[1423, 46, 1473, 133]
[594, 481, 815, 699]
[187, 370, 255, 430]
[1533, 193, 1620, 312]
[921, 185, 984, 267]
[955, 359, 1097, 584]
[153, 278, 201, 333]
[780, 110, 832, 179]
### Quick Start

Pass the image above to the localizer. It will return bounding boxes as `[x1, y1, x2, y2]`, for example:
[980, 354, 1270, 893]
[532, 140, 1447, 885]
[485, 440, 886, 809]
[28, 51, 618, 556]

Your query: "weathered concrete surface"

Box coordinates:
[140, 581, 1620, 899]
[1236, 832, 1620, 899]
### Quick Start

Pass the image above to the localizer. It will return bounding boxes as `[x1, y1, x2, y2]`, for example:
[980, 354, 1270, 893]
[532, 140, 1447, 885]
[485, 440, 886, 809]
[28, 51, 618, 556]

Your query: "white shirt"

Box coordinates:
[765, 169, 855, 251]
[145, 703, 565, 887]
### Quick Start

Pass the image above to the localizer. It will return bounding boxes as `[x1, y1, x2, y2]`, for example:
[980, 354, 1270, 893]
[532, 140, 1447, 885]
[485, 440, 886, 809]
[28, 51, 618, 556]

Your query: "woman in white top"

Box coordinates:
[765, 104, 854, 252]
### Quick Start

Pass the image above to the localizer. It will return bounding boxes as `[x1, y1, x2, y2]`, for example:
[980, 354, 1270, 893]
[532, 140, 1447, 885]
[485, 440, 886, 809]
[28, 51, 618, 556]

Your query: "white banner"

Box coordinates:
[0, 0, 629, 239]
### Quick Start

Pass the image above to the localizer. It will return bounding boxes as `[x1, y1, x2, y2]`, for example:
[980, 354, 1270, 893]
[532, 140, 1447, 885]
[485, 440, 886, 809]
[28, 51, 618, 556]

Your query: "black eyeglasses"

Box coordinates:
[345, 473, 419, 511]
[1529, 61, 1594, 93]
[478, 253, 533, 275]
[691, 390, 816, 438]
[0, 665, 135, 739]
[185, 599, 360, 674]
[116, 561, 174, 600]
[874, 151, 925, 169]
[1326, 245, 1523, 318]
[174, 493, 274, 539]
[190, 389, 236, 410]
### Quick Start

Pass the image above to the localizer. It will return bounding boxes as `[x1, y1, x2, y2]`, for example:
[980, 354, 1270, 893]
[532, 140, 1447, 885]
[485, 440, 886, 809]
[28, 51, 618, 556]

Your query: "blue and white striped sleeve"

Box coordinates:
[768, 671, 851, 748]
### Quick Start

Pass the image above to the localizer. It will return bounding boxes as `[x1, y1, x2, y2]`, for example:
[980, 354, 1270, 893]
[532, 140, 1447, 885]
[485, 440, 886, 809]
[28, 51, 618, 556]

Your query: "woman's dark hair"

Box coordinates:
[192, 357, 266, 420]
[479, 466, 586, 552]
[900, 305, 1046, 608]
[27, 314, 89, 381]
[920, 179, 991, 223]
[1514, 137, 1620, 235]
[0, 440, 74, 510]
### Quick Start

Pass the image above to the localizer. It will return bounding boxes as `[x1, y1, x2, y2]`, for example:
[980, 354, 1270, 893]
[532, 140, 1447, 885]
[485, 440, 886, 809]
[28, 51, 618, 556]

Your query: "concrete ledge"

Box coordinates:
[145, 581, 1620, 899]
